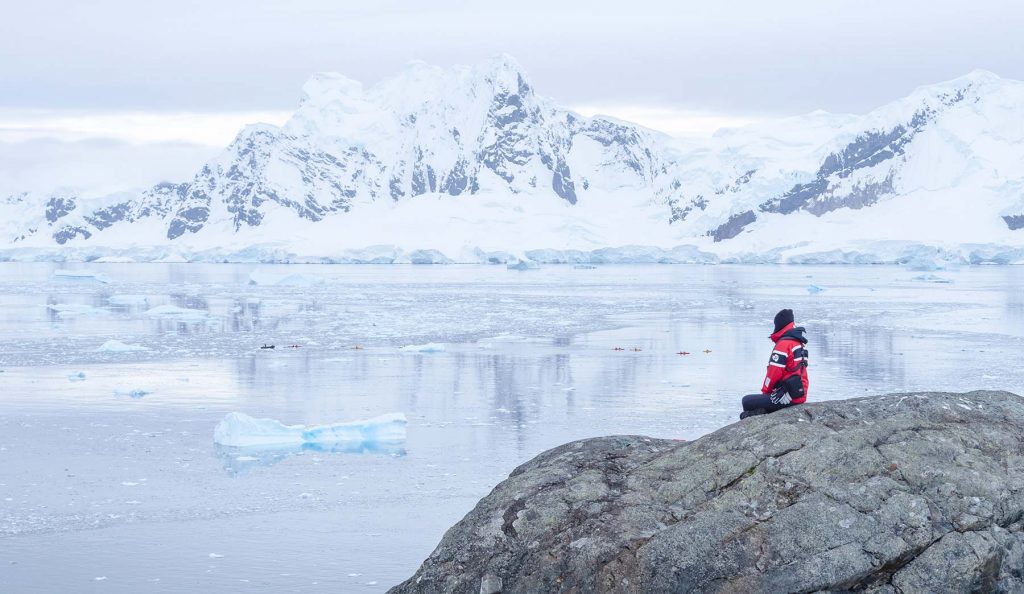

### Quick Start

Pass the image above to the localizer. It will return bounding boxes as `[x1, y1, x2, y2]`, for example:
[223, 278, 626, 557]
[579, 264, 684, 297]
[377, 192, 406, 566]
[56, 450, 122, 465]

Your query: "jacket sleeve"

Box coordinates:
[761, 343, 790, 393]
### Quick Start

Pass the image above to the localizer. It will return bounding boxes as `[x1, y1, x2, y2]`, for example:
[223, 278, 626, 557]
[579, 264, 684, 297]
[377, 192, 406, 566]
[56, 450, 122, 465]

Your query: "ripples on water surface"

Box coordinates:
[1, 263, 1022, 592]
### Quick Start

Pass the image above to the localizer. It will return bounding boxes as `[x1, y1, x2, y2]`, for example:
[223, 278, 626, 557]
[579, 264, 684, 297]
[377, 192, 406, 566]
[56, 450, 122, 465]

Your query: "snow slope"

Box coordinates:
[3, 58, 1024, 264]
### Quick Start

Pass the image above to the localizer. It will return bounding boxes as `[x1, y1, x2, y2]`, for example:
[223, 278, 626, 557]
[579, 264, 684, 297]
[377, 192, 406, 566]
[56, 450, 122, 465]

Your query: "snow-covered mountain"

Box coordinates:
[4, 57, 1024, 264]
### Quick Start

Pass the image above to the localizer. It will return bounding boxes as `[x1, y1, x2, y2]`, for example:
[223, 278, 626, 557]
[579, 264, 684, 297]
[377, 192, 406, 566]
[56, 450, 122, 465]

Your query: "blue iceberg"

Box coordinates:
[213, 412, 407, 447]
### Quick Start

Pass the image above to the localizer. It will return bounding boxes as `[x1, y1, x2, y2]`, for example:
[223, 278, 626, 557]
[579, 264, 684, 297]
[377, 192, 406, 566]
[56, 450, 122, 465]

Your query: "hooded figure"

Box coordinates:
[740, 308, 810, 419]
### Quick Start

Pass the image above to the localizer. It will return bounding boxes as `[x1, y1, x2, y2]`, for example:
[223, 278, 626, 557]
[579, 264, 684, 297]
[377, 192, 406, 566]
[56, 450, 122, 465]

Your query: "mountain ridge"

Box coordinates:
[3, 58, 1024, 264]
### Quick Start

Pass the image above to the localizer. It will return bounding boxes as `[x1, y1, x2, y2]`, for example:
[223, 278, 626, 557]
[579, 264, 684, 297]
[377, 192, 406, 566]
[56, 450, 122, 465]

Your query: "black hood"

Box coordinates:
[779, 326, 808, 344]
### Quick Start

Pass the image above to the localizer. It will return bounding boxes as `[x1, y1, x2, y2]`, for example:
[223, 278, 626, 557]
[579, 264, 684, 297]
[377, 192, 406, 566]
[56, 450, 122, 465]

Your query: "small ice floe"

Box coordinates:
[97, 340, 149, 352]
[399, 342, 446, 353]
[208, 553, 224, 559]
[113, 386, 151, 398]
[47, 304, 110, 318]
[912, 274, 953, 284]
[54, 269, 110, 283]
[806, 285, 826, 294]
[573, 264, 597, 269]
[248, 270, 327, 287]
[144, 305, 210, 321]
[213, 412, 407, 447]
[68, 372, 87, 382]
[107, 294, 149, 306]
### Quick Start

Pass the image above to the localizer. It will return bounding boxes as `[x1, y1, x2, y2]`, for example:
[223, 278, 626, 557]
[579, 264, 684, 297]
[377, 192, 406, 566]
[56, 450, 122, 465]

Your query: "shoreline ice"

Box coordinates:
[4, 240, 1024, 266]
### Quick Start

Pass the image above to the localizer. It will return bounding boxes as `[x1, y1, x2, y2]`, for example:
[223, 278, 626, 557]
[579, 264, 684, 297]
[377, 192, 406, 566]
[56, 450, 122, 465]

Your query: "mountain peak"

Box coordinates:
[473, 54, 533, 97]
[299, 72, 365, 108]
[906, 68, 1008, 105]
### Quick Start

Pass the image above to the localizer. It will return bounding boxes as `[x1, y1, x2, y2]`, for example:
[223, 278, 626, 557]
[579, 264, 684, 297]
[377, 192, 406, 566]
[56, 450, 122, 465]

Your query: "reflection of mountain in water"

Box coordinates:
[215, 441, 406, 476]
[814, 324, 905, 388]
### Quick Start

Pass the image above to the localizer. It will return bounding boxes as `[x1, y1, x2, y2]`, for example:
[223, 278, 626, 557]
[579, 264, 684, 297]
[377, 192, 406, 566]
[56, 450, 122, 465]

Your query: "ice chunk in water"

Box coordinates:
[97, 340, 149, 352]
[108, 294, 149, 306]
[806, 285, 826, 294]
[113, 386, 151, 398]
[68, 372, 86, 382]
[213, 412, 407, 447]
[399, 343, 446, 353]
[506, 258, 539, 271]
[54, 269, 110, 283]
[47, 304, 110, 318]
[145, 305, 209, 321]
[248, 270, 327, 286]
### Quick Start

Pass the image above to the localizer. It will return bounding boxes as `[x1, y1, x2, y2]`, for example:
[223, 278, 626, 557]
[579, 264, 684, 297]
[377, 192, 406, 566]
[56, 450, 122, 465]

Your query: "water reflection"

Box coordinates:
[215, 441, 406, 476]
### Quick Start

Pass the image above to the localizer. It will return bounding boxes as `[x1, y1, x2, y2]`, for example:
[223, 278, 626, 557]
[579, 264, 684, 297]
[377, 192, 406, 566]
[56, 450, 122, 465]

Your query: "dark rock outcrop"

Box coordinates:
[393, 391, 1024, 593]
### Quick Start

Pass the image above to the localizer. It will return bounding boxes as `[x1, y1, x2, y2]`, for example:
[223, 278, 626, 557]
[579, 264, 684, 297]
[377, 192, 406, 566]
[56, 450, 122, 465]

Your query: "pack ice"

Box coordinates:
[213, 412, 407, 447]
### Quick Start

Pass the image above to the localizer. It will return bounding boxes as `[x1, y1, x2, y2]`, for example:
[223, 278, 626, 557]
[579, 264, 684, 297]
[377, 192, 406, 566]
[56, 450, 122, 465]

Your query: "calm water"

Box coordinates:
[1, 263, 1022, 592]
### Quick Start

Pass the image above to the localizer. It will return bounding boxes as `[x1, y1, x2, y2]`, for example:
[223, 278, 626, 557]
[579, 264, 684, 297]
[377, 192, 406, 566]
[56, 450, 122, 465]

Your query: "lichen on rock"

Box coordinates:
[392, 391, 1024, 593]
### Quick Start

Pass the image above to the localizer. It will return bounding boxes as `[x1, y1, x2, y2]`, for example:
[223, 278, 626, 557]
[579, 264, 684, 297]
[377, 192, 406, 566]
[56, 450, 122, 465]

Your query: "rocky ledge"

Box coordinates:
[392, 391, 1024, 593]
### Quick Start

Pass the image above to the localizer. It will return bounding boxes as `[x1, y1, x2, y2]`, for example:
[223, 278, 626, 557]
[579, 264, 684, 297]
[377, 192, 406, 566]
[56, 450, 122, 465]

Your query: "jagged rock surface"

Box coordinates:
[393, 391, 1024, 593]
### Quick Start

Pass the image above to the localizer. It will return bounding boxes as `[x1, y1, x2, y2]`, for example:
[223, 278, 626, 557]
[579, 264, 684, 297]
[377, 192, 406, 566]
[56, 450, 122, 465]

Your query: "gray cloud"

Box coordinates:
[2, 0, 1022, 116]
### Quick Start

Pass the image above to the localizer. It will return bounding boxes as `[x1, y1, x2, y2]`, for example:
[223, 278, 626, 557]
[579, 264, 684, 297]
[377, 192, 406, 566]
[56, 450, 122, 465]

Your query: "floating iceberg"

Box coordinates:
[145, 305, 210, 321]
[400, 342, 446, 353]
[54, 269, 110, 283]
[68, 372, 86, 382]
[47, 304, 110, 318]
[97, 340, 149, 352]
[806, 285, 826, 294]
[213, 412, 407, 447]
[248, 270, 327, 286]
[113, 386, 151, 398]
[108, 294, 149, 306]
[912, 274, 954, 284]
[506, 258, 539, 271]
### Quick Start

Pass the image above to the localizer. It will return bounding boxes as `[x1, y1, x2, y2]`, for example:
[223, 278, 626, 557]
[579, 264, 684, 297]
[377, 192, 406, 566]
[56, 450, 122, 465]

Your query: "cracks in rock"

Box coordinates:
[843, 515, 1024, 591]
[714, 443, 807, 499]
[502, 498, 527, 539]
[441, 400, 1024, 593]
[845, 534, 944, 591]
[586, 443, 811, 590]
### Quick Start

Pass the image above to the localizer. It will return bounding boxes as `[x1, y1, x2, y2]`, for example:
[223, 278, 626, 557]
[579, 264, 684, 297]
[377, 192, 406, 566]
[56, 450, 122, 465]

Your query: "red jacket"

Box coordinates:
[761, 322, 809, 403]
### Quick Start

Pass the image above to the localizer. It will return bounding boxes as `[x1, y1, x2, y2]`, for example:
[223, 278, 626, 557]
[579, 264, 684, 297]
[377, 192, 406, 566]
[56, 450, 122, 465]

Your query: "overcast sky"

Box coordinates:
[2, 0, 1022, 192]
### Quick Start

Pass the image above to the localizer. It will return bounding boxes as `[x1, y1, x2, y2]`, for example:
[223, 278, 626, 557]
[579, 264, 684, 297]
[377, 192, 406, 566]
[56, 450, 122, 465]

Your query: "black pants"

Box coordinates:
[741, 393, 793, 417]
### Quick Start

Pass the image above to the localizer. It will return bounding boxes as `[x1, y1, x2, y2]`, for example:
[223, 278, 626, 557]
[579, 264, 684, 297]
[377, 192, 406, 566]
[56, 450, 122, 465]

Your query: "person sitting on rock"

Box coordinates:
[740, 308, 809, 419]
